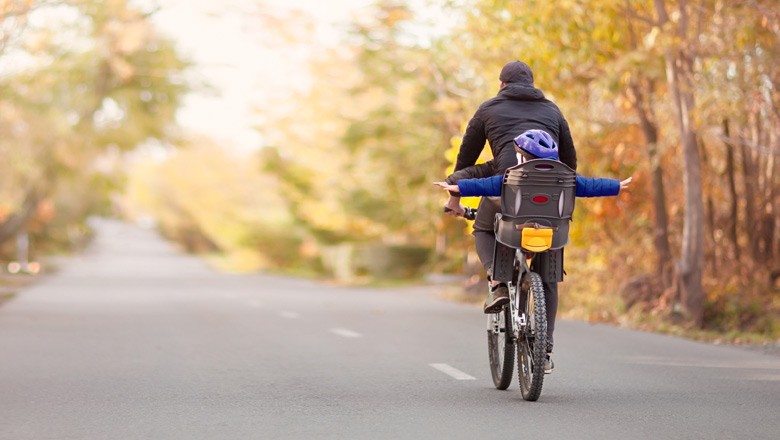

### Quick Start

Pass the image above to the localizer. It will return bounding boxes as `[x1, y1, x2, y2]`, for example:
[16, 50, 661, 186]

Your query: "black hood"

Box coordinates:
[498, 83, 545, 101]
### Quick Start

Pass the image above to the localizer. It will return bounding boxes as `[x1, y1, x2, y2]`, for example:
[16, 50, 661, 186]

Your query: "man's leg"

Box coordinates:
[543, 281, 558, 374]
[472, 197, 507, 313]
[472, 197, 500, 272]
[473, 231, 496, 273]
[543, 281, 558, 353]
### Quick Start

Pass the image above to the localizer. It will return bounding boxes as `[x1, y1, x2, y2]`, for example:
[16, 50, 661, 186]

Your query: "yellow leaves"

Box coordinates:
[614, 142, 625, 158]
[383, 4, 413, 27]
[397, 82, 419, 114]
[22, 29, 50, 54]
[644, 26, 661, 49]
[207, 248, 266, 273]
[98, 15, 151, 82]
[108, 55, 134, 81]
[125, 142, 289, 256]
[445, 136, 460, 162]
[0, 0, 29, 15]
[0, 204, 10, 223]
[111, 20, 148, 55]
[53, 140, 84, 170]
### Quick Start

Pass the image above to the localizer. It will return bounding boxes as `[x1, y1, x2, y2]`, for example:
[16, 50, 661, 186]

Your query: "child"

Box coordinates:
[434, 129, 631, 374]
[434, 129, 632, 197]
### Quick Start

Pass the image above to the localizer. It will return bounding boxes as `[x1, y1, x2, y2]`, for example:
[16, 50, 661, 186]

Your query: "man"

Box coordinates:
[444, 61, 577, 364]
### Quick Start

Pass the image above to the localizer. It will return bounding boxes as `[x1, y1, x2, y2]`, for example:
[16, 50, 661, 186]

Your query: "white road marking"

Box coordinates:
[247, 300, 263, 308]
[429, 363, 476, 380]
[330, 328, 362, 338]
[279, 311, 300, 319]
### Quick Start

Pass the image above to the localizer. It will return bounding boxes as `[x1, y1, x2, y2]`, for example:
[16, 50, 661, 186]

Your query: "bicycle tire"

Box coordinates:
[487, 305, 514, 389]
[517, 271, 547, 401]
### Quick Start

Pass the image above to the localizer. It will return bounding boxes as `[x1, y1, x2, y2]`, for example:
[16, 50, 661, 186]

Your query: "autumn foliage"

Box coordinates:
[3, 1, 779, 338]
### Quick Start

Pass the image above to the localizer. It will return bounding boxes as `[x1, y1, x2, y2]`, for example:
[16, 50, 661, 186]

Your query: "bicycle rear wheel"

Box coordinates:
[517, 271, 547, 401]
[487, 305, 514, 389]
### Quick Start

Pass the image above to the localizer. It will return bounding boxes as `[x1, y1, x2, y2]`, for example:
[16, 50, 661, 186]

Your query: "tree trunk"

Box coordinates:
[722, 119, 740, 262]
[762, 153, 776, 261]
[0, 189, 41, 247]
[629, 81, 673, 285]
[699, 137, 718, 272]
[742, 134, 758, 261]
[655, 0, 705, 326]
[706, 196, 717, 273]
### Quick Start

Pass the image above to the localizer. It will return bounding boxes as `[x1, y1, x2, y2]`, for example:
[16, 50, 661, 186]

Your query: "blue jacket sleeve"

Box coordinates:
[457, 175, 503, 197]
[575, 176, 621, 198]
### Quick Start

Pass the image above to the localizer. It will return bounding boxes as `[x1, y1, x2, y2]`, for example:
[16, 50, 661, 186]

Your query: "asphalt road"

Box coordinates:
[1, 219, 779, 440]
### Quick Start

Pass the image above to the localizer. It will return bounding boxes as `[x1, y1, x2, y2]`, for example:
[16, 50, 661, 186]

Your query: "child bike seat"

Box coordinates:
[494, 159, 576, 251]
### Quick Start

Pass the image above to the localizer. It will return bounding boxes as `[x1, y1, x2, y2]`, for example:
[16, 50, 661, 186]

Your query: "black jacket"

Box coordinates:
[454, 84, 577, 176]
[446, 161, 496, 185]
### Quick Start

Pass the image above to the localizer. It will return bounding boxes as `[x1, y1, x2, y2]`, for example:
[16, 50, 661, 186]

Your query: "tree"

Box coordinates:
[0, 0, 32, 58]
[0, 0, 190, 251]
[257, 1, 474, 247]
[651, 0, 706, 325]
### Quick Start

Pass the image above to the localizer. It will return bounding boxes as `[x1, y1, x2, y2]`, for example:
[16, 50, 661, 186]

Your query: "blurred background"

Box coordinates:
[1, 0, 779, 341]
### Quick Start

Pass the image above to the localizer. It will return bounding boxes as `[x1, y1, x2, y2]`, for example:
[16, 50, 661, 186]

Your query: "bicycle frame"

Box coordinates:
[488, 249, 534, 341]
[508, 250, 533, 340]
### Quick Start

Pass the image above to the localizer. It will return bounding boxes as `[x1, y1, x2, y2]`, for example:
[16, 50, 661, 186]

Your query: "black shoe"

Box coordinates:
[483, 283, 509, 313]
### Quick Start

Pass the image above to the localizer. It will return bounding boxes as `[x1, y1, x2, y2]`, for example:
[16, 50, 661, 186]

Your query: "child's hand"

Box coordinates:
[620, 176, 632, 190]
[433, 181, 459, 192]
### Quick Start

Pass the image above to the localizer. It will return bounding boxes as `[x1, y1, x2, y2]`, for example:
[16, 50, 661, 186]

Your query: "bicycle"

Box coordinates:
[485, 159, 576, 401]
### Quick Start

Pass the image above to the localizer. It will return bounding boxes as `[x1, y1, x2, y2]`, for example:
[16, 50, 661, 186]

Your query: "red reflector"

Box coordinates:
[532, 195, 549, 203]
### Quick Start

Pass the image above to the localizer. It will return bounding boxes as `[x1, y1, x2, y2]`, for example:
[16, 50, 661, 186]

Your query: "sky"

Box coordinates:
[151, 0, 378, 153]
[150, 0, 454, 154]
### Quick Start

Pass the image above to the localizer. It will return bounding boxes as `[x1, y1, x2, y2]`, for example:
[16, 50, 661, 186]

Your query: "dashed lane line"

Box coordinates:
[429, 363, 477, 380]
[330, 328, 363, 338]
[247, 300, 263, 308]
[279, 311, 300, 319]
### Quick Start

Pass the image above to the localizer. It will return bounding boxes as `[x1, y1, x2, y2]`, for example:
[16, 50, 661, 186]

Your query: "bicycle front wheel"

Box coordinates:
[487, 305, 514, 389]
[517, 271, 547, 401]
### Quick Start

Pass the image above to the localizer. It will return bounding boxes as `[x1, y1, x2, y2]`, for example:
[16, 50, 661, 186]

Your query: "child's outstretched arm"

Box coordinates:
[576, 175, 633, 197]
[434, 175, 503, 197]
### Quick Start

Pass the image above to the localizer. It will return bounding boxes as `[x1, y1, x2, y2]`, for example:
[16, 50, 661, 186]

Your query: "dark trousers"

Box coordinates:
[473, 197, 558, 352]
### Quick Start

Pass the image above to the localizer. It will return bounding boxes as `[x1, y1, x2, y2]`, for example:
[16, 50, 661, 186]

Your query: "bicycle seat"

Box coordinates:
[494, 159, 576, 250]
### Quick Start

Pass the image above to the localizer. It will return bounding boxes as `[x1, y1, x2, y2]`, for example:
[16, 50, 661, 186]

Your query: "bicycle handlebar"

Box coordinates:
[443, 206, 477, 220]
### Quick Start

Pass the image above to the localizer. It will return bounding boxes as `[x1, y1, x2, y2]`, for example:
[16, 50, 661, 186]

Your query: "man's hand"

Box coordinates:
[443, 194, 466, 217]
[620, 176, 633, 190]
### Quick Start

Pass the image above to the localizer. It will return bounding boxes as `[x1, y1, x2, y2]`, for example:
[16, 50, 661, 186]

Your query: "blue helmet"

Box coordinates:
[513, 129, 558, 160]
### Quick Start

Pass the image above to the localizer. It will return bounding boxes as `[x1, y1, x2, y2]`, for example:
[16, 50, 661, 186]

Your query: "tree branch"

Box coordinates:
[718, 135, 780, 156]
[654, 0, 671, 25]
[618, 5, 658, 27]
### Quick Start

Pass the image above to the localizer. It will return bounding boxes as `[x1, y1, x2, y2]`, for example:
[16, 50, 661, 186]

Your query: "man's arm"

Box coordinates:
[447, 115, 488, 198]
[558, 118, 577, 171]
[446, 160, 497, 186]
[441, 161, 498, 215]
[453, 116, 487, 172]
